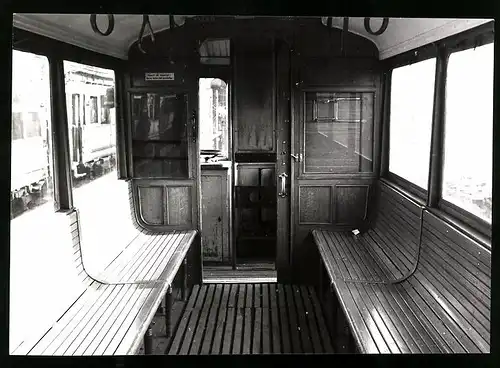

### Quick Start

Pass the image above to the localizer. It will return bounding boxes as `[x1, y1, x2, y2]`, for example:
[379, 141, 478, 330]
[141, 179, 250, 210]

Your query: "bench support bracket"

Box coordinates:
[144, 324, 154, 355]
[165, 286, 173, 338]
[181, 257, 188, 301]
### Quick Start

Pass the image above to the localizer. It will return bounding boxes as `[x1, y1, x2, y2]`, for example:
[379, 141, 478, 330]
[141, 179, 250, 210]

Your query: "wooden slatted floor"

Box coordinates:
[168, 284, 334, 354]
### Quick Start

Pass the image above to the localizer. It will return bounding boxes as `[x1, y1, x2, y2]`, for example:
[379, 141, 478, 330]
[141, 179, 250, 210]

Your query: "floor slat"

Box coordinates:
[169, 283, 332, 354]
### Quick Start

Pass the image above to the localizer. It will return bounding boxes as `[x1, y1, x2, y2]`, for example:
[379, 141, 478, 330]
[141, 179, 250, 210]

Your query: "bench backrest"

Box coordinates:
[410, 210, 491, 352]
[11, 209, 93, 354]
[76, 177, 145, 277]
[365, 181, 422, 279]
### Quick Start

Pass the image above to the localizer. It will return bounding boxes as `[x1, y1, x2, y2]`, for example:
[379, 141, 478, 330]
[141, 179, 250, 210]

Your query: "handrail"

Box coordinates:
[331, 204, 426, 285]
[89, 14, 115, 36]
[137, 15, 156, 54]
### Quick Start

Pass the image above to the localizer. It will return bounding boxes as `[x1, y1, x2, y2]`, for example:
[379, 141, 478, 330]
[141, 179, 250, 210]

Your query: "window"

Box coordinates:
[10, 50, 53, 218]
[72, 94, 80, 125]
[442, 43, 493, 223]
[131, 92, 189, 178]
[100, 95, 110, 124]
[389, 58, 436, 190]
[90, 96, 98, 123]
[10, 49, 55, 353]
[12, 112, 23, 140]
[63, 60, 125, 282]
[25, 112, 42, 138]
[304, 92, 374, 174]
[199, 78, 229, 157]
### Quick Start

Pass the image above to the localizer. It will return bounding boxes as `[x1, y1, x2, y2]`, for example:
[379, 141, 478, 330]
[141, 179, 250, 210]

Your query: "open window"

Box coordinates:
[199, 38, 230, 65]
[199, 78, 229, 159]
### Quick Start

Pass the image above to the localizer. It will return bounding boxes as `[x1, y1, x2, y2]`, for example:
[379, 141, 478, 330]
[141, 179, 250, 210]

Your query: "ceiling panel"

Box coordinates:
[13, 14, 493, 60]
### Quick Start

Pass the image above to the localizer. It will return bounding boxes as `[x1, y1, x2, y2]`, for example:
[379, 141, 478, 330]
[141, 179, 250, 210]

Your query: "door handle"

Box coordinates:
[278, 173, 288, 198]
[291, 153, 302, 162]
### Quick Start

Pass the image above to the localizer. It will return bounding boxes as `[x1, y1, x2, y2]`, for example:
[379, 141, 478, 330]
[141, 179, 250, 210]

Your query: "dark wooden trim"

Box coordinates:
[275, 37, 292, 283]
[198, 65, 232, 81]
[378, 178, 426, 208]
[441, 21, 494, 53]
[13, 28, 124, 70]
[48, 58, 73, 211]
[127, 86, 193, 94]
[384, 172, 427, 200]
[383, 21, 494, 70]
[115, 71, 129, 179]
[379, 71, 392, 178]
[427, 46, 449, 207]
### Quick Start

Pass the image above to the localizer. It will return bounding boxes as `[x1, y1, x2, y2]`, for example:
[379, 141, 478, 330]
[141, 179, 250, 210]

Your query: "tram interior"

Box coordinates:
[8, 15, 493, 356]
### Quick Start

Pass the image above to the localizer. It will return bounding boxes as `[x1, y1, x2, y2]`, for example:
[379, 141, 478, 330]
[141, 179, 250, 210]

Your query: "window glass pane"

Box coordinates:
[199, 78, 229, 158]
[64, 60, 116, 181]
[10, 49, 54, 352]
[304, 92, 374, 173]
[131, 92, 189, 178]
[389, 58, 436, 189]
[25, 112, 42, 138]
[90, 96, 98, 123]
[12, 112, 23, 140]
[10, 50, 53, 218]
[442, 43, 493, 223]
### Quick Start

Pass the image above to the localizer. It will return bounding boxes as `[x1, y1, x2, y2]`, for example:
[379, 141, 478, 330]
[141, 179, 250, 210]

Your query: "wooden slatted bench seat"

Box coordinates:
[314, 183, 423, 285]
[312, 183, 491, 354]
[13, 209, 199, 356]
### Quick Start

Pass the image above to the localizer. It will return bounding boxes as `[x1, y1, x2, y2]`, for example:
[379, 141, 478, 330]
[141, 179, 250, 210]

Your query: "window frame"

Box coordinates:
[10, 49, 58, 210]
[437, 40, 494, 234]
[298, 86, 378, 179]
[382, 21, 494, 240]
[198, 76, 231, 159]
[385, 55, 437, 195]
[12, 26, 126, 210]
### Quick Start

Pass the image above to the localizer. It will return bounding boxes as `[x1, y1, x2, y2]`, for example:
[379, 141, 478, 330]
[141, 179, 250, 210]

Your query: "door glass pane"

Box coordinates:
[442, 43, 493, 223]
[131, 92, 189, 178]
[304, 92, 374, 174]
[199, 78, 229, 158]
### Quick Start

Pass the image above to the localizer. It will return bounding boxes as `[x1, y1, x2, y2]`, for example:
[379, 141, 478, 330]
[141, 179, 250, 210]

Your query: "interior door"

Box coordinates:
[275, 39, 292, 282]
[290, 60, 378, 284]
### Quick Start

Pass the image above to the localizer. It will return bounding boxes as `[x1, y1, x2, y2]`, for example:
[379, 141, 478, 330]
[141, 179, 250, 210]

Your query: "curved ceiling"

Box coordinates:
[12, 14, 492, 60]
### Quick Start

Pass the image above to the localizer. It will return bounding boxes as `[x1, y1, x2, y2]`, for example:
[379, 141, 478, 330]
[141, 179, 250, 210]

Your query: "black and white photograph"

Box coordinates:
[7, 13, 494, 359]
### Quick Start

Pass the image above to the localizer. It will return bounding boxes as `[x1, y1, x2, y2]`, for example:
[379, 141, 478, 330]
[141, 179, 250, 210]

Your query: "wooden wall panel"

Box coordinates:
[201, 170, 230, 263]
[237, 167, 260, 186]
[299, 186, 332, 224]
[334, 185, 370, 225]
[292, 179, 374, 284]
[234, 38, 275, 153]
[132, 179, 197, 231]
[138, 186, 164, 225]
[166, 186, 192, 226]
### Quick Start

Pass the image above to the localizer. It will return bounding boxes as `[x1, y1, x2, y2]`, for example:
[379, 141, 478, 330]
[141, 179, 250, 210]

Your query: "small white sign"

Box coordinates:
[145, 72, 175, 81]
